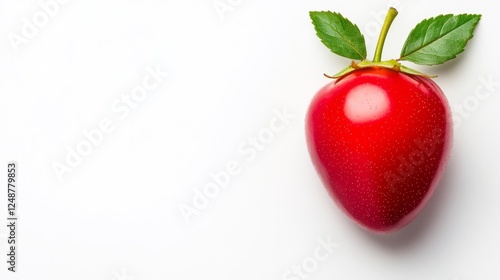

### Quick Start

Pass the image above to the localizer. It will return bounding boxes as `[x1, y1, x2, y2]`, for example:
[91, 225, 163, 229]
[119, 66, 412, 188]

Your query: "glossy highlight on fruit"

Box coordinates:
[306, 67, 452, 232]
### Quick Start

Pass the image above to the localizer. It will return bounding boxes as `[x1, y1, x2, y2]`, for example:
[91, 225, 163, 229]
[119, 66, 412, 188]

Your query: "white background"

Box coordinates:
[0, 0, 499, 279]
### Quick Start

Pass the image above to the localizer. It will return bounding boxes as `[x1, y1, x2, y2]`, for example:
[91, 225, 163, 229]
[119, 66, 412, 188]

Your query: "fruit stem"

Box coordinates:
[373, 7, 398, 62]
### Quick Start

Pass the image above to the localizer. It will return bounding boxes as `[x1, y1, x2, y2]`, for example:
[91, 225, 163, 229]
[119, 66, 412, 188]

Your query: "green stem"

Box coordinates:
[373, 7, 398, 62]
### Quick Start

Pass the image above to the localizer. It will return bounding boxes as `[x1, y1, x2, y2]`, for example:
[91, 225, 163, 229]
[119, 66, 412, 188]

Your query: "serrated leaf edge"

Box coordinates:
[399, 14, 482, 65]
[310, 11, 367, 60]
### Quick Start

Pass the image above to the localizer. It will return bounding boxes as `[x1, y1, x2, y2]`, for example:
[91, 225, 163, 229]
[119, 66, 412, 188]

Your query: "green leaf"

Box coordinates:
[399, 14, 481, 65]
[310, 11, 367, 60]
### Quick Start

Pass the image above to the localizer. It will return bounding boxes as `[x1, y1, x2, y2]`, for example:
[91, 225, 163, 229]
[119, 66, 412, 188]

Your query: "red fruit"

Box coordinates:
[306, 67, 452, 232]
